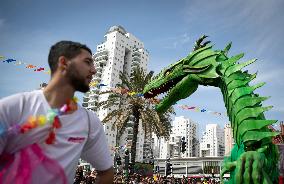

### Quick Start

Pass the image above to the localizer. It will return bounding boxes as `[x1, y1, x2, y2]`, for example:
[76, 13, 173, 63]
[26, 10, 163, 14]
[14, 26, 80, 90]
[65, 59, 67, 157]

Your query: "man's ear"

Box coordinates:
[58, 56, 69, 71]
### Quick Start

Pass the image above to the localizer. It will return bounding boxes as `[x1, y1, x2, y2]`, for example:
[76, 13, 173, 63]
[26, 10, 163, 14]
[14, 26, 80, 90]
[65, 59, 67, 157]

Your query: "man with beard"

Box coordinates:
[0, 41, 114, 184]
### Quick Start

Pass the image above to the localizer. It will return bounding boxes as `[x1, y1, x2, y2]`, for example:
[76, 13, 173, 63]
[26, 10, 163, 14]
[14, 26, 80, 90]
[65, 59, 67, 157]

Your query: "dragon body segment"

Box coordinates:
[144, 36, 279, 183]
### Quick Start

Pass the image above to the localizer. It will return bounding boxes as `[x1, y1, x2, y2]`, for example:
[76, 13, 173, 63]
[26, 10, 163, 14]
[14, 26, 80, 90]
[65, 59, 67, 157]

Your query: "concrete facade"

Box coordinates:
[82, 25, 149, 161]
[200, 124, 225, 157]
[224, 123, 234, 156]
[156, 116, 199, 159]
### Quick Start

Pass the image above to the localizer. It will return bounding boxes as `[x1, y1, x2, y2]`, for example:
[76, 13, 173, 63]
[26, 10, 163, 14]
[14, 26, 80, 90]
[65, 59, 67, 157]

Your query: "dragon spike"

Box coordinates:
[242, 131, 279, 144]
[220, 53, 244, 75]
[201, 41, 211, 48]
[223, 42, 232, 56]
[193, 35, 209, 51]
[196, 35, 208, 45]
[233, 96, 271, 117]
[250, 71, 257, 76]
[233, 106, 274, 144]
[252, 82, 266, 91]
[248, 72, 257, 82]
[237, 106, 273, 127]
[238, 120, 278, 145]
[225, 59, 257, 77]
[229, 84, 265, 104]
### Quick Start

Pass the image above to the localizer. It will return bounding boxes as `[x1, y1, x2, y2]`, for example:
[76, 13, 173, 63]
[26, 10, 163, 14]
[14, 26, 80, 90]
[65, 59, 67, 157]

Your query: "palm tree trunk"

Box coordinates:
[130, 105, 140, 166]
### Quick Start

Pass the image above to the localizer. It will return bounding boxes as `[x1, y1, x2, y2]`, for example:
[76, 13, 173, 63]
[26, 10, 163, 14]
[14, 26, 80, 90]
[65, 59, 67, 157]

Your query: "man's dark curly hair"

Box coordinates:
[48, 41, 92, 75]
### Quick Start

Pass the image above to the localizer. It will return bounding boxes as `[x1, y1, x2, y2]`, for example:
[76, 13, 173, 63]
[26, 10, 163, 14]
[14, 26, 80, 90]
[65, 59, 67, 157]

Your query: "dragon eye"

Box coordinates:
[164, 69, 171, 76]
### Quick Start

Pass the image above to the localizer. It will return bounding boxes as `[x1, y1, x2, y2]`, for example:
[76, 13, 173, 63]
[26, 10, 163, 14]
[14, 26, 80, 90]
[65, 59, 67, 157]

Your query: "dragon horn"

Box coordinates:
[193, 35, 209, 51]
[196, 35, 208, 45]
[223, 42, 232, 56]
[201, 40, 211, 47]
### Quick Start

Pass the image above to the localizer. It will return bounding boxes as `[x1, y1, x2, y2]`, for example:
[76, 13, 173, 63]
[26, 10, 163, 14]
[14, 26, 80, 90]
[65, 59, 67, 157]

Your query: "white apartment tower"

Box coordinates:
[200, 124, 225, 157]
[158, 116, 199, 159]
[82, 26, 149, 161]
[155, 136, 171, 159]
[224, 123, 235, 156]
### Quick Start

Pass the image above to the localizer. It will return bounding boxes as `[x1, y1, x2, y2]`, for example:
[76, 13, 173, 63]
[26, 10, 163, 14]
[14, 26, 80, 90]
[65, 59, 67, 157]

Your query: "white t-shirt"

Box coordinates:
[0, 90, 113, 183]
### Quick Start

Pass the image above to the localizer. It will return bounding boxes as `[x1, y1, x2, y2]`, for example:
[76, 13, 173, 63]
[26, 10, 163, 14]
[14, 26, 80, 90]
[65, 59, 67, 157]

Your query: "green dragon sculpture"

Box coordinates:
[143, 36, 279, 184]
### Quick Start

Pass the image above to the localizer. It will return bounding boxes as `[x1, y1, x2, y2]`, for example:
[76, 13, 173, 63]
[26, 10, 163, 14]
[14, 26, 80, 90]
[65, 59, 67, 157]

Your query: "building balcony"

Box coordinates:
[129, 115, 135, 121]
[83, 97, 89, 103]
[127, 121, 134, 127]
[83, 94, 90, 99]
[89, 93, 99, 99]
[92, 76, 101, 82]
[96, 67, 103, 73]
[98, 59, 107, 66]
[88, 98, 98, 103]
[127, 129, 133, 135]
[96, 72, 102, 77]
[127, 134, 133, 140]
[91, 88, 100, 93]
[132, 50, 141, 57]
[88, 107, 98, 112]
[95, 55, 108, 61]
[132, 55, 141, 62]
[82, 102, 88, 107]
[88, 104, 97, 110]
[94, 50, 108, 58]
[84, 92, 90, 98]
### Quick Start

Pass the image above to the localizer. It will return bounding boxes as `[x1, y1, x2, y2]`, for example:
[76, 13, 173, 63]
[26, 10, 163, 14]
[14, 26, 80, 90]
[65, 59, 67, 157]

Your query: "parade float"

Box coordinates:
[144, 36, 281, 183]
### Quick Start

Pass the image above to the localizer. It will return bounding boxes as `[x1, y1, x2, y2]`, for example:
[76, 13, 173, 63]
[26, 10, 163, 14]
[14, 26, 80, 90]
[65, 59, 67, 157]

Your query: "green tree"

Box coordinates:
[99, 67, 174, 165]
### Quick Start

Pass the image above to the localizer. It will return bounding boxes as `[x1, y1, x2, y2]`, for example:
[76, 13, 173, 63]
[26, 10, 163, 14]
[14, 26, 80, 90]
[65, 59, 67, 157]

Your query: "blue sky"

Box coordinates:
[0, 0, 283, 135]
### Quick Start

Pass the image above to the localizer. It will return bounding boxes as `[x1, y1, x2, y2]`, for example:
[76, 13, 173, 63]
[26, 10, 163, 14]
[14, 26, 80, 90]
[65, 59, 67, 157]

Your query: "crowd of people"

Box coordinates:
[74, 166, 97, 184]
[114, 173, 221, 184]
[74, 166, 221, 184]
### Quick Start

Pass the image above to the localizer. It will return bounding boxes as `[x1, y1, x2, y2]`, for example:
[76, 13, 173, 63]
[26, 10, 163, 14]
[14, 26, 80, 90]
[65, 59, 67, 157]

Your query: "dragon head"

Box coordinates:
[144, 36, 226, 113]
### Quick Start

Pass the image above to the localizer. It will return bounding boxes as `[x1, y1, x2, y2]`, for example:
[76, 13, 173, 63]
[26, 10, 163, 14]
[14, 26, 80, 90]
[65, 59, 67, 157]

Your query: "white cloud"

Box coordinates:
[182, 0, 281, 30]
[172, 33, 191, 48]
[158, 33, 191, 49]
[181, 1, 283, 57]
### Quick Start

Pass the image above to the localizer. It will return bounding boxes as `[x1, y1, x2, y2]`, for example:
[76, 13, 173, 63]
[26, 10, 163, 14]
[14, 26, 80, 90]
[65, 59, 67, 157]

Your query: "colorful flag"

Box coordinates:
[26, 64, 36, 68]
[3, 59, 16, 63]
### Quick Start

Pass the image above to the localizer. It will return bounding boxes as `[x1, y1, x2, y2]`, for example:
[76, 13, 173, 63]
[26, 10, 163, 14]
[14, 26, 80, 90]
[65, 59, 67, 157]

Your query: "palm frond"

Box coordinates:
[102, 108, 129, 124]
[101, 65, 175, 162]
[116, 116, 130, 140]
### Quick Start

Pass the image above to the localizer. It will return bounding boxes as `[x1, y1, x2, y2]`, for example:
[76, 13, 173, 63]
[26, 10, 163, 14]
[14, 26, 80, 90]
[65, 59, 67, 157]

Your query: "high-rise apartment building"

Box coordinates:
[200, 124, 225, 157]
[224, 123, 234, 156]
[157, 116, 199, 159]
[82, 26, 149, 161]
[155, 136, 170, 159]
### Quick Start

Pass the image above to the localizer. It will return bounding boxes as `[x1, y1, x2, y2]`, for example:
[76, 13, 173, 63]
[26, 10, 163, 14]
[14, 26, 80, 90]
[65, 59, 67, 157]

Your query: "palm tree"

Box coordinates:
[99, 66, 174, 165]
